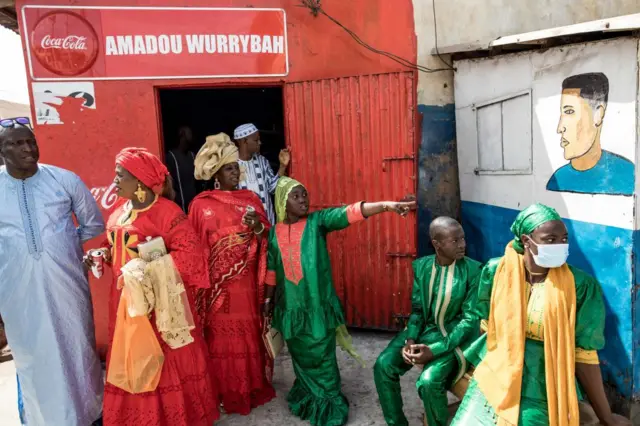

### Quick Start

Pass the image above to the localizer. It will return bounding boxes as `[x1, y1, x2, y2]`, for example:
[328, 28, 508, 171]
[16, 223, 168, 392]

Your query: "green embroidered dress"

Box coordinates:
[266, 204, 365, 426]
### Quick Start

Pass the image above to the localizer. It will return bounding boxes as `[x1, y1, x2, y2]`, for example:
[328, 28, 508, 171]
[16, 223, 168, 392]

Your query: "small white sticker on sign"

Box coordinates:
[32, 81, 96, 125]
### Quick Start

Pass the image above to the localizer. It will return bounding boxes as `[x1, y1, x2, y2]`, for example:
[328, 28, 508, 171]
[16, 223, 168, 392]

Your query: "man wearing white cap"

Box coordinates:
[234, 123, 290, 224]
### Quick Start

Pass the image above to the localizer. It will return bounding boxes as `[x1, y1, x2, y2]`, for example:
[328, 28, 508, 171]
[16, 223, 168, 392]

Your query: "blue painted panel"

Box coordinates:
[633, 230, 640, 398]
[461, 200, 633, 397]
[417, 104, 458, 256]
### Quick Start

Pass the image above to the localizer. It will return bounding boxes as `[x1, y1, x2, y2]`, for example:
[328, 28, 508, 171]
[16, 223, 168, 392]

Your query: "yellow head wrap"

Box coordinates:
[194, 133, 239, 181]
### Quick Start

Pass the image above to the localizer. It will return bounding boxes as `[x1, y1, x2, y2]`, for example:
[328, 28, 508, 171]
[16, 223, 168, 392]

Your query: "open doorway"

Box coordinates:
[158, 86, 286, 208]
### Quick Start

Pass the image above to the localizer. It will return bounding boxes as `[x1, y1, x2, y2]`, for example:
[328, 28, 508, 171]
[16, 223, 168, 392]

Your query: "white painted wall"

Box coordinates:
[412, 0, 640, 109]
[454, 38, 638, 229]
[412, 0, 453, 107]
[430, 0, 640, 48]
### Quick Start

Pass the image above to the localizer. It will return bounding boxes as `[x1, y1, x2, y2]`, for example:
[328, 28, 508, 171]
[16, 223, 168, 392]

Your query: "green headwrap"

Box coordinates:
[275, 177, 306, 223]
[510, 203, 562, 253]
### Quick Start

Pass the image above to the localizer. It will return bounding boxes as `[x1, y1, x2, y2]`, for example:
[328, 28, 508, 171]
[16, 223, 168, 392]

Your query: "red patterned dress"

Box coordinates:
[103, 196, 218, 426]
[189, 189, 276, 415]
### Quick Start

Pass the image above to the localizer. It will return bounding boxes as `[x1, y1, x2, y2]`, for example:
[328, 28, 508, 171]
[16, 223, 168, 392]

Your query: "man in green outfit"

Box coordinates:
[374, 217, 482, 426]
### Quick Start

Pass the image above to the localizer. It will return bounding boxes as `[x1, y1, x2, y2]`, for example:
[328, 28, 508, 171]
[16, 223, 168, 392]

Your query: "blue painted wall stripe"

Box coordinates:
[417, 104, 458, 256]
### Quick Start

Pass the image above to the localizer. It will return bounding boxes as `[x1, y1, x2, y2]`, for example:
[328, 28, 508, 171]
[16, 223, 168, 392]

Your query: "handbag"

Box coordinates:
[138, 236, 168, 262]
[262, 318, 284, 359]
[106, 288, 165, 394]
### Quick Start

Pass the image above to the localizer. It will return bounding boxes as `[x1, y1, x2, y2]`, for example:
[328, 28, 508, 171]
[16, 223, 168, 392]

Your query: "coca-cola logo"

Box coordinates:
[91, 184, 119, 211]
[40, 35, 88, 50]
[30, 11, 99, 77]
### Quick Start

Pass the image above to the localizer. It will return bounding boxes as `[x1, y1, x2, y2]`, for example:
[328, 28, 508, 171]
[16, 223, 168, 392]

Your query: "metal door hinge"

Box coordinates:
[382, 155, 415, 172]
[386, 252, 417, 258]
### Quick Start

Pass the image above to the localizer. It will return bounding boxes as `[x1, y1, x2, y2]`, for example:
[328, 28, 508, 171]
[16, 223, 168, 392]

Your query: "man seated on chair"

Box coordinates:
[374, 217, 482, 426]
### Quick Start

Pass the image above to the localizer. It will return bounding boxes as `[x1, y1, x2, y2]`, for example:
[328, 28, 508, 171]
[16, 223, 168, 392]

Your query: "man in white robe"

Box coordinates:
[0, 121, 104, 425]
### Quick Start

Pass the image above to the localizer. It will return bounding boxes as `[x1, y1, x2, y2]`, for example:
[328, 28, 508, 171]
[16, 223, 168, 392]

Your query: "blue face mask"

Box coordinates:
[528, 239, 569, 268]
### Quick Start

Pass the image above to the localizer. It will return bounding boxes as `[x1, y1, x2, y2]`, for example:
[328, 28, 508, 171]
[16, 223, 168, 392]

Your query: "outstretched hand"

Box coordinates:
[388, 201, 417, 217]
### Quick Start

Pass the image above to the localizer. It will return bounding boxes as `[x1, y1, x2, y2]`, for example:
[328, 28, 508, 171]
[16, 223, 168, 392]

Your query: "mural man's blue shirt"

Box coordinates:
[546, 150, 634, 196]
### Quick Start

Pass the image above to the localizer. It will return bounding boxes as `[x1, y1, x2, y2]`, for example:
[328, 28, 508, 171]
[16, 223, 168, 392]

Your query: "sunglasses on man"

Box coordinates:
[0, 117, 32, 129]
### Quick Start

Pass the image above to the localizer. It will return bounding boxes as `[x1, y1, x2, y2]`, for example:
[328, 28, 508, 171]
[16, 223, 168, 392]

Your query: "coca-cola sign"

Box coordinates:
[91, 184, 119, 211]
[30, 11, 99, 77]
[40, 35, 88, 51]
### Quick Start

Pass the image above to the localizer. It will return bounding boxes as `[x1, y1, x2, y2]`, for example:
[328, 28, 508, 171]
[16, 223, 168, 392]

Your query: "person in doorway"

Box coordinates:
[450, 204, 630, 426]
[189, 133, 276, 415]
[167, 126, 198, 212]
[374, 217, 482, 426]
[235, 123, 290, 224]
[0, 119, 104, 426]
[264, 177, 416, 426]
[86, 147, 218, 426]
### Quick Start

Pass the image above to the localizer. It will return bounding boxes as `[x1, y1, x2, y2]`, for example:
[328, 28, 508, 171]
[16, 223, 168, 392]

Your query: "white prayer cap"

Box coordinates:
[234, 123, 259, 140]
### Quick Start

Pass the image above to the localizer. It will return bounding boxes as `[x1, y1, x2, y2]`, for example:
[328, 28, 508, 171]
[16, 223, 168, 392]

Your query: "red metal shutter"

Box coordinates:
[284, 72, 417, 330]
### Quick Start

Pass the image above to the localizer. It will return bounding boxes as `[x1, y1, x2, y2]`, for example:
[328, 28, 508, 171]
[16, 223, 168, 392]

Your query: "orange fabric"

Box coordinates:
[106, 288, 165, 394]
[265, 270, 277, 287]
[346, 202, 365, 224]
[575, 348, 599, 365]
[474, 243, 579, 426]
[275, 219, 306, 285]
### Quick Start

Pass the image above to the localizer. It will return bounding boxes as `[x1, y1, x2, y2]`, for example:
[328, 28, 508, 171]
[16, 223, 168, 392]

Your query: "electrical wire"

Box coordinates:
[431, 0, 455, 70]
[299, 0, 453, 73]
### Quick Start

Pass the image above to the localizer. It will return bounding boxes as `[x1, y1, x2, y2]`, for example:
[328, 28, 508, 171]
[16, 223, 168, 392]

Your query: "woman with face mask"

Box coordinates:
[450, 203, 629, 426]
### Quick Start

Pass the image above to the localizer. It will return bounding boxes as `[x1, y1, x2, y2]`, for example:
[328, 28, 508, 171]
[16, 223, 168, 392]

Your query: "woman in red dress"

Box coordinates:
[189, 133, 276, 415]
[91, 147, 218, 426]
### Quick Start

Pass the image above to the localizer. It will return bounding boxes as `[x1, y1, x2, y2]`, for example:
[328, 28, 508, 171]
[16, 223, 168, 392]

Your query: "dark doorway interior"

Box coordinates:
[158, 86, 286, 172]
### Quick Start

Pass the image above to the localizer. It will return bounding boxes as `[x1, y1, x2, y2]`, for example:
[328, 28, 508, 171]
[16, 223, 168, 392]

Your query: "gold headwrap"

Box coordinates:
[194, 133, 239, 181]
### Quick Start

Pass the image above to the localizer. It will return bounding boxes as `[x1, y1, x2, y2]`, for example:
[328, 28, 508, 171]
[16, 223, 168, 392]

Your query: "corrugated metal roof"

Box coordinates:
[285, 72, 417, 330]
[0, 1, 18, 34]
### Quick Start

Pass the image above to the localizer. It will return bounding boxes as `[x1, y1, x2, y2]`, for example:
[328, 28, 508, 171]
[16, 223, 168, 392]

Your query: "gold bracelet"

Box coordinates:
[254, 223, 265, 235]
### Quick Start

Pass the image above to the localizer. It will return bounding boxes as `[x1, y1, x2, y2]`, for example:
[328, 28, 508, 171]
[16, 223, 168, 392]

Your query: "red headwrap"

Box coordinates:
[115, 147, 169, 194]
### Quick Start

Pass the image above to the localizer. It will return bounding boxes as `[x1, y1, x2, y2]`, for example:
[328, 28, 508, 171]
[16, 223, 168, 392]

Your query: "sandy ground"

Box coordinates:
[0, 330, 454, 426]
[0, 329, 626, 425]
[217, 329, 456, 426]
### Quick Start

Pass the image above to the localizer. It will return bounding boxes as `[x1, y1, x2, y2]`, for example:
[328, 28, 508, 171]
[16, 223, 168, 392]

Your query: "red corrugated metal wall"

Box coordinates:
[285, 72, 417, 330]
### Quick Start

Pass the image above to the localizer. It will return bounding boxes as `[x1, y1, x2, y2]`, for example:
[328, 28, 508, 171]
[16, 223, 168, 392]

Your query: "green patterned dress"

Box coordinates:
[451, 258, 606, 425]
[374, 255, 482, 426]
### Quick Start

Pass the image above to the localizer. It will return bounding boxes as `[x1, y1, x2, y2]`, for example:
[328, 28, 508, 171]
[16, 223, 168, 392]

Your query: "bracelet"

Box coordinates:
[264, 298, 272, 304]
[254, 222, 266, 235]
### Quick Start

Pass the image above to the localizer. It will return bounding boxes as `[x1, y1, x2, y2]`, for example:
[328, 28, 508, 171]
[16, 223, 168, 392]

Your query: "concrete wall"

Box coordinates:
[411, 0, 456, 254]
[430, 0, 640, 47]
[453, 37, 639, 404]
[412, 1, 640, 256]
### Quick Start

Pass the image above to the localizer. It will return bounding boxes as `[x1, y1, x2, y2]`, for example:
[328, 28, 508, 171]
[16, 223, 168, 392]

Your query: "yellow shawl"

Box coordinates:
[473, 243, 579, 426]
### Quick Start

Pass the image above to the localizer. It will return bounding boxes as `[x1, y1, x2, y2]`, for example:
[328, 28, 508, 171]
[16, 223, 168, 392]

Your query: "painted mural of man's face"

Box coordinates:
[556, 75, 607, 161]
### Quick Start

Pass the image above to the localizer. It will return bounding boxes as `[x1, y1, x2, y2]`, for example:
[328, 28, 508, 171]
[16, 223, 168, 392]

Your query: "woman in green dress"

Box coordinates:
[451, 203, 630, 426]
[263, 177, 415, 426]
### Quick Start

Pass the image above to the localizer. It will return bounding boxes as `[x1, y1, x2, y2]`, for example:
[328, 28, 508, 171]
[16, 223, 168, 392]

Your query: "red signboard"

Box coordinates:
[21, 6, 289, 81]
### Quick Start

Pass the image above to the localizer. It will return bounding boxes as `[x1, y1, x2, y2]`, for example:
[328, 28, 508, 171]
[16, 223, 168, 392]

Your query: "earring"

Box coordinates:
[214, 179, 221, 190]
[134, 183, 147, 203]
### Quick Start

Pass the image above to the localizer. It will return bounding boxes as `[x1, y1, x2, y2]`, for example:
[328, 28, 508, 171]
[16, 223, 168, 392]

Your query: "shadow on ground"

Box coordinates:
[217, 329, 456, 426]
